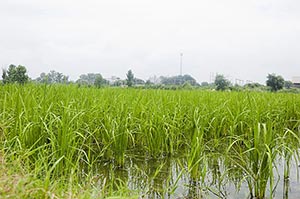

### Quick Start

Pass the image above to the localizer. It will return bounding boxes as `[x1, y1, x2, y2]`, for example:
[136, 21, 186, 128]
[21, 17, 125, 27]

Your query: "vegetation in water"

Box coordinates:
[0, 84, 299, 198]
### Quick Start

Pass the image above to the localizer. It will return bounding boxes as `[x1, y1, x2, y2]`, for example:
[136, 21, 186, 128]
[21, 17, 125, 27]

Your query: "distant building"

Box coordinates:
[292, 76, 300, 88]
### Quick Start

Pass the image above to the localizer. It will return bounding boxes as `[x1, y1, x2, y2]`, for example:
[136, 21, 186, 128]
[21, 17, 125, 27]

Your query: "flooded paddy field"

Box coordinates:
[0, 84, 299, 198]
[91, 152, 300, 199]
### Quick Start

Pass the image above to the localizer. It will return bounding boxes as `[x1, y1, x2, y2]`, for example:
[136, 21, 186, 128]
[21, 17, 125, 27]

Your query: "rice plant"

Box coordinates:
[0, 84, 299, 198]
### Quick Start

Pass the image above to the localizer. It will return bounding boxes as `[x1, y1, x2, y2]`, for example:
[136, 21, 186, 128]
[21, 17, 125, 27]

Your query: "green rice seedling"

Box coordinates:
[1, 84, 300, 198]
[226, 123, 280, 199]
[186, 108, 207, 182]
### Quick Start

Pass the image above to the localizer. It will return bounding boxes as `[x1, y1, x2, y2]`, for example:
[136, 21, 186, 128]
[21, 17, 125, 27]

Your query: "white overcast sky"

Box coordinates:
[0, 0, 299, 83]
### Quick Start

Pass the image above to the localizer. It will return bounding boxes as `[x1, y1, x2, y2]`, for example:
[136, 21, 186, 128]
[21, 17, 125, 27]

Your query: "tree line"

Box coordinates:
[0, 64, 296, 92]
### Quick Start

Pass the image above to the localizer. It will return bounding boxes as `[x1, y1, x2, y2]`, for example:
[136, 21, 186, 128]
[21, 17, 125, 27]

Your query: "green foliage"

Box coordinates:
[2, 64, 29, 84]
[181, 81, 193, 90]
[0, 85, 299, 198]
[76, 73, 108, 86]
[126, 69, 134, 87]
[133, 77, 145, 85]
[145, 80, 153, 86]
[36, 70, 69, 84]
[244, 82, 263, 89]
[2, 69, 8, 84]
[243, 83, 267, 92]
[113, 79, 125, 86]
[94, 74, 108, 88]
[266, 73, 284, 92]
[201, 81, 209, 86]
[160, 74, 198, 86]
[284, 80, 293, 89]
[214, 74, 230, 90]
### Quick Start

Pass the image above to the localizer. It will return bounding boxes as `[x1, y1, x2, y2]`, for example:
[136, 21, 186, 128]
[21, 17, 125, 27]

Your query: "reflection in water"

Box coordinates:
[90, 154, 299, 199]
[283, 178, 289, 199]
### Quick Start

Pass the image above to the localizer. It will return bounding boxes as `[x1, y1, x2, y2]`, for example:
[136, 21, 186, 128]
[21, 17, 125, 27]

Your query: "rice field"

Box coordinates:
[0, 84, 299, 198]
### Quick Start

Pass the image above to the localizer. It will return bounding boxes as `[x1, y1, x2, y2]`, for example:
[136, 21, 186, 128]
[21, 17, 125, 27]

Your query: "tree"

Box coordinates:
[77, 73, 103, 85]
[160, 74, 198, 86]
[214, 74, 230, 91]
[15, 65, 29, 84]
[2, 69, 8, 84]
[35, 72, 48, 83]
[201, 82, 209, 87]
[36, 70, 69, 84]
[244, 82, 263, 89]
[134, 77, 145, 85]
[266, 73, 284, 92]
[145, 80, 153, 86]
[48, 70, 68, 83]
[181, 81, 193, 90]
[126, 69, 134, 87]
[284, 80, 293, 89]
[94, 74, 108, 88]
[2, 64, 29, 84]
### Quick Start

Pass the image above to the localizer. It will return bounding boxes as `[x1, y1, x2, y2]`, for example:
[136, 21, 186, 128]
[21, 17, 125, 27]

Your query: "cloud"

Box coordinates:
[0, 0, 299, 83]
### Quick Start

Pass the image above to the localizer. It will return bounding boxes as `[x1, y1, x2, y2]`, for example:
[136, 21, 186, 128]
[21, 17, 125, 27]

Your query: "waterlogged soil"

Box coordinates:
[92, 155, 300, 199]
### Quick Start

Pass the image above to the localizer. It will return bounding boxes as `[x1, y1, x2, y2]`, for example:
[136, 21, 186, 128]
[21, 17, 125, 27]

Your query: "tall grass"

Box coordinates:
[0, 84, 299, 198]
